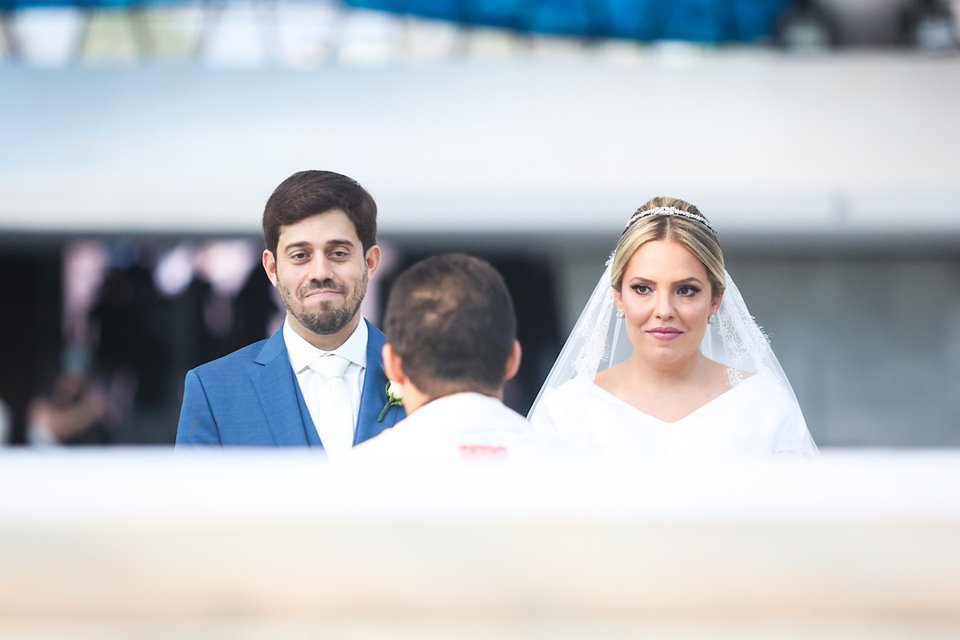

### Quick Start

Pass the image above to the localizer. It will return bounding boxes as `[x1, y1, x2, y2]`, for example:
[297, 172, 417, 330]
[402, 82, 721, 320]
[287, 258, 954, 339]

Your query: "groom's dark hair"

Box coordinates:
[262, 170, 378, 256]
[384, 253, 516, 397]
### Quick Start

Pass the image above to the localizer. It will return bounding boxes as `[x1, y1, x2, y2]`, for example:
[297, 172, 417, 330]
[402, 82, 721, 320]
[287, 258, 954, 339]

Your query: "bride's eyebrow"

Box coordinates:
[628, 276, 704, 285]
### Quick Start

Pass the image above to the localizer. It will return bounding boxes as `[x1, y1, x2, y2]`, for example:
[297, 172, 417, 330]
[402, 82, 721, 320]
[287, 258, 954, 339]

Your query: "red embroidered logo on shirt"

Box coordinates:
[459, 444, 508, 457]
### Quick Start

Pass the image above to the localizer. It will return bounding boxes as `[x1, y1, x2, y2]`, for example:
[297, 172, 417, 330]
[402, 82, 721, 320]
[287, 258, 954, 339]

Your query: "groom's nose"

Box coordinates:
[308, 255, 338, 281]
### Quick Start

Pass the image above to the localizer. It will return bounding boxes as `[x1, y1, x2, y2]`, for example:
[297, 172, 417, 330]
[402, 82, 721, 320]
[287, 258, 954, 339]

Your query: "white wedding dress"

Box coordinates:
[531, 375, 815, 461]
[527, 254, 818, 460]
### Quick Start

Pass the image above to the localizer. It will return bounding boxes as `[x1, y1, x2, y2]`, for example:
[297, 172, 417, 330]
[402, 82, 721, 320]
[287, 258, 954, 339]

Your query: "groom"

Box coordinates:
[176, 170, 405, 452]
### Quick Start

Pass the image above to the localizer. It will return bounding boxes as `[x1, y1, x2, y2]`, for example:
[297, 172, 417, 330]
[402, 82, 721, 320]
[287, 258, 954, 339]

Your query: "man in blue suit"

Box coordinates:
[176, 170, 405, 452]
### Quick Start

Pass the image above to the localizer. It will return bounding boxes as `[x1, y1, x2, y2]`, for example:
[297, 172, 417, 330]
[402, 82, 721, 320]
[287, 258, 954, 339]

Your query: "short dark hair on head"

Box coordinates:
[262, 170, 377, 255]
[384, 253, 517, 397]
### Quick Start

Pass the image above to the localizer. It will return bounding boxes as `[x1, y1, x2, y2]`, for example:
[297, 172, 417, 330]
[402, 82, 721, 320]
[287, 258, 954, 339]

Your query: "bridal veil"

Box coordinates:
[527, 209, 817, 454]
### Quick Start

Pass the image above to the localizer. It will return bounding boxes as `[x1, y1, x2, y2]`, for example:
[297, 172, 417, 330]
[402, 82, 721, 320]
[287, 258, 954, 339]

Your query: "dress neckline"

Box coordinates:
[582, 374, 759, 426]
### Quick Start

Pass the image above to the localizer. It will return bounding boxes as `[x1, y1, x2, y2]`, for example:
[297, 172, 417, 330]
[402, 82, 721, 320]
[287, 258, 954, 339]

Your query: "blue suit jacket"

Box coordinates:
[175, 320, 404, 447]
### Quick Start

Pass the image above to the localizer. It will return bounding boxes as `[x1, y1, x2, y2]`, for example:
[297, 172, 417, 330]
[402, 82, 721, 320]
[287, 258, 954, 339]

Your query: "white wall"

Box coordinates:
[1, 52, 959, 239]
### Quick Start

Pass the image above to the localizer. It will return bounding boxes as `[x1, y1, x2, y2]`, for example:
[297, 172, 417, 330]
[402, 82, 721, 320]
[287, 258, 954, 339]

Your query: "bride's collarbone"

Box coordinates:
[594, 362, 731, 422]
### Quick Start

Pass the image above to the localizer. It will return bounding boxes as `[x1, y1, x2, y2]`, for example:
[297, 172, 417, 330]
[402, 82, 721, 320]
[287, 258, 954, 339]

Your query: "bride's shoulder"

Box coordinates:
[731, 372, 792, 399]
[537, 376, 601, 409]
[727, 374, 804, 427]
[550, 375, 596, 395]
[529, 376, 599, 430]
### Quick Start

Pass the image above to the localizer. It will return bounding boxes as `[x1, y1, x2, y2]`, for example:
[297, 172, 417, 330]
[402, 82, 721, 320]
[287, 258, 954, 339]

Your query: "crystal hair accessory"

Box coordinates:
[625, 206, 718, 236]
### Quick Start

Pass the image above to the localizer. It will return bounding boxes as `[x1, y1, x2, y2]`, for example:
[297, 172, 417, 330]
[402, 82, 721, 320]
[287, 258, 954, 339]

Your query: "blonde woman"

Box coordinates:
[529, 197, 817, 460]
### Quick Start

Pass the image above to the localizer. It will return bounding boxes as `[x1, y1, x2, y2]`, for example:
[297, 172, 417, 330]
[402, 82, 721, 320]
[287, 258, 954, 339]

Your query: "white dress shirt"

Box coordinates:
[284, 319, 368, 446]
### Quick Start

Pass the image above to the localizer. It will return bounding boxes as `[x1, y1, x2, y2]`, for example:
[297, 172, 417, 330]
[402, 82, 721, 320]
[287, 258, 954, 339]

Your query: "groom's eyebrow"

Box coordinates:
[283, 240, 311, 252]
[324, 239, 356, 249]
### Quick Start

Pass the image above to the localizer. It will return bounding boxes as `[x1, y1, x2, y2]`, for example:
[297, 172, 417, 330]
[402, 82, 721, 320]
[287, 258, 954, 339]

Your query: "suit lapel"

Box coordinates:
[251, 330, 317, 447]
[355, 320, 404, 445]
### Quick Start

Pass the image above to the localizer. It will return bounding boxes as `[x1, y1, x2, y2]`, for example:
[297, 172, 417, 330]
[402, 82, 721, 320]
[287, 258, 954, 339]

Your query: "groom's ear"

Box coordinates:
[365, 245, 382, 278]
[382, 343, 405, 384]
[262, 249, 279, 288]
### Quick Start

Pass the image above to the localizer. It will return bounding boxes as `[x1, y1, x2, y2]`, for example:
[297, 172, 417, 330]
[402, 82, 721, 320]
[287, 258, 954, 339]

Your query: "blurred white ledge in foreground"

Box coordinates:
[0, 450, 959, 637]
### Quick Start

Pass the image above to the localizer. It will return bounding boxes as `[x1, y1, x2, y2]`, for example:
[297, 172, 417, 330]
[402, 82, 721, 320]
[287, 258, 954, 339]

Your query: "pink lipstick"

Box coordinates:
[647, 327, 682, 341]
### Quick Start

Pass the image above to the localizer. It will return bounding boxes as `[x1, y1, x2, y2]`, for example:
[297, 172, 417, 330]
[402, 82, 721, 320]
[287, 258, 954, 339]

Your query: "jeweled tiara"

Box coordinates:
[625, 206, 718, 236]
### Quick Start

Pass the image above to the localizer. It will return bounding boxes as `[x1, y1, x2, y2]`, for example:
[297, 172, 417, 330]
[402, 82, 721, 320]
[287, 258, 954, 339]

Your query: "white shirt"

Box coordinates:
[350, 392, 562, 463]
[284, 319, 368, 443]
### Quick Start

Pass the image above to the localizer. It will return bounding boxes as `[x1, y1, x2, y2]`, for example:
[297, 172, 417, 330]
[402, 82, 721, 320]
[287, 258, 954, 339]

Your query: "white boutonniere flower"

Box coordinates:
[377, 379, 404, 422]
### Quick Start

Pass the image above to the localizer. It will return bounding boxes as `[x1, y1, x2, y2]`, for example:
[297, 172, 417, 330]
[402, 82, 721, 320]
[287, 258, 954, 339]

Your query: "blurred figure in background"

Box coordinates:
[352, 253, 559, 461]
[27, 346, 111, 446]
[87, 249, 171, 440]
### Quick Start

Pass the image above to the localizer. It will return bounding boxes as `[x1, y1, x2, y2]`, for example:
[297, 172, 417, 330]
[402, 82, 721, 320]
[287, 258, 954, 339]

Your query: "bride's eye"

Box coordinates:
[631, 284, 652, 295]
[677, 285, 700, 296]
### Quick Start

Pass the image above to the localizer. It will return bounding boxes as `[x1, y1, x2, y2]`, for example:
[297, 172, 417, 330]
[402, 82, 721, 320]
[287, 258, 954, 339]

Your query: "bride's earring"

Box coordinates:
[707, 313, 716, 325]
[616, 308, 625, 319]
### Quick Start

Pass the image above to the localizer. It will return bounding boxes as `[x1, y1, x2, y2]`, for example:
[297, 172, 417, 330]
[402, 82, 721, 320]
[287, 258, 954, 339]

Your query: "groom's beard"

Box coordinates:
[281, 271, 368, 336]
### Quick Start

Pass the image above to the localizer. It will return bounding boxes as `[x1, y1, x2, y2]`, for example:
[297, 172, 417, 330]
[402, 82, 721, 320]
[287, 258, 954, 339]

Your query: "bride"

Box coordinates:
[528, 197, 817, 460]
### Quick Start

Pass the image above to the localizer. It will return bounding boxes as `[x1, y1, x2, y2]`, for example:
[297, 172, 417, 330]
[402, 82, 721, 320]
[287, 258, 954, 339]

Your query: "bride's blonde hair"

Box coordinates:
[611, 196, 726, 299]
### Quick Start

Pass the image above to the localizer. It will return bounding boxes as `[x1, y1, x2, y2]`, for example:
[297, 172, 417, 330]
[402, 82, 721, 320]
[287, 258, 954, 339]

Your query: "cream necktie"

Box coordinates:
[309, 354, 354, 457]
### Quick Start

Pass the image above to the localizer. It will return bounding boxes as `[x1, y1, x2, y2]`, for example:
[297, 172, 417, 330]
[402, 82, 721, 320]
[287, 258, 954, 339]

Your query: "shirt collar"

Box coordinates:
[284, 317, 368, 374]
